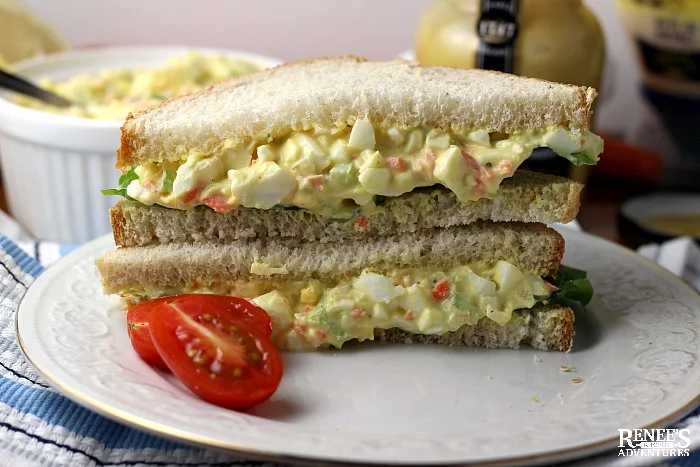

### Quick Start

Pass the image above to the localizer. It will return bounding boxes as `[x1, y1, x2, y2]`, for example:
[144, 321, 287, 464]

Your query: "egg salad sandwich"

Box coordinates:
[96, 56, 601, 352]
[96, 221, 584, 352]
[104, 56, 601, 245]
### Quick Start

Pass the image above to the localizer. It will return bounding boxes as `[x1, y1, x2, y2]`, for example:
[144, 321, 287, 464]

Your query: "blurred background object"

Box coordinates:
[616, 0, 700, 192]
[11, 51, 264, 120]
[0, 0, 67, 66]
[0, 47, 282, 244]
[416, 0, 605, 90]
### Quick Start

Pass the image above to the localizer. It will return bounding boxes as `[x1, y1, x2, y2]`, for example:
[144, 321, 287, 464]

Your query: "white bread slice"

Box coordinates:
[377, 304, 574, 352]
[95, 221, 564, 294]
[118, 56, 597, 170]
[110, 170, 582, 247]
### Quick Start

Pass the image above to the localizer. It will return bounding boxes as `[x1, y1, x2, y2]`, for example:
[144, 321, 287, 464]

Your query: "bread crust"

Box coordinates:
[110, 205, 128, 248]
[552, 307, 575, 352]
[117, 56, 598, 170]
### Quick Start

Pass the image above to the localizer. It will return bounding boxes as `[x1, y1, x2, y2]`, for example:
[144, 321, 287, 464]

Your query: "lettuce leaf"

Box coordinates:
[549, 264, 594, 315]
[101, 168, 138, 200]
[559, 150, 598, 166]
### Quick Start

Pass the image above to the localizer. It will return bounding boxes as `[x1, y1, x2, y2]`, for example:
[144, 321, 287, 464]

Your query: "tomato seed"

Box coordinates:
[193, 352, 209, 365]
[232, 367, 243, 378]
[175, 326, 189, 341]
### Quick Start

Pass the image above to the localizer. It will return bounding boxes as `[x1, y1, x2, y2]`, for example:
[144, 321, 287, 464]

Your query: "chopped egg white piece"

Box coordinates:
[348, 118, 376, 150]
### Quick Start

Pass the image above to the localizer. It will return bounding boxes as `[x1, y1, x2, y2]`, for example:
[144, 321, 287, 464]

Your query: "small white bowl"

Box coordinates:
[0, 46, 283, 244]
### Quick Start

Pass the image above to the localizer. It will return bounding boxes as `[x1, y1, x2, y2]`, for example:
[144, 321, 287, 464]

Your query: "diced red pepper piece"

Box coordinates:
[202, 193, 232, 213]
[354, 215, 369, 230]
[460, 150, 481, 171]
[414, 151, 436, 175]
[308, 175, 325, 192]
[498, 160, 514, 175]
[387, 156, 408, 172]
[182, 188, 202, 204]
[432, 280, 451, 301]
[351, 308, 366, 320]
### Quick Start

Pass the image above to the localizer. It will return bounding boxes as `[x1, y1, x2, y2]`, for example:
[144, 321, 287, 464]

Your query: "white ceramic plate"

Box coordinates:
[15, 230, 700, 466]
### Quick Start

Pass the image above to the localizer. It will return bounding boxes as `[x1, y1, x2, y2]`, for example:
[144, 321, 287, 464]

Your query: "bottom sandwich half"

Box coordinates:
[95, 221, 575, 352]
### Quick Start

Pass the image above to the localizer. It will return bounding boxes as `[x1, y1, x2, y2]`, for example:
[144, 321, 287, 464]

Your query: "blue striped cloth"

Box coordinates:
[0, 232, 698, 467]
[0, 235, 279, 466]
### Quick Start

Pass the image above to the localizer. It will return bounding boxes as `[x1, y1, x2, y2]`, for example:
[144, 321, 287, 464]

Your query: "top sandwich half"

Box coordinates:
[109, 56, 603, 227]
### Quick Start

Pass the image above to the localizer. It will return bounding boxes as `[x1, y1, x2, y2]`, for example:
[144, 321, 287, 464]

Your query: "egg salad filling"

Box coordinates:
[121, 260, 553, 351]
[14, 51, 263, 120]
[117, 119, 604, 218]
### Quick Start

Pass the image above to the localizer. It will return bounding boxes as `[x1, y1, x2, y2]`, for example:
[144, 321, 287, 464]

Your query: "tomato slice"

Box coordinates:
[169, 295, 273, 338]
[126, 295, 272, 373]
[127, 297, 177, 371]
[148, 300, 284, 409]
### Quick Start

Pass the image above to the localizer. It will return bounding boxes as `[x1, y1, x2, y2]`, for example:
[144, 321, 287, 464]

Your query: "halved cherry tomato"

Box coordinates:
[172, 295, 273, 338]
[127, 298, 175, 371]
[148, 300, 284, 409]
[126, 295, 273, 372]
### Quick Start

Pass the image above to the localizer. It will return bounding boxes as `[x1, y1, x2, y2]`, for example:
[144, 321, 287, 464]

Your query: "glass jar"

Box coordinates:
[415, 0, 605, 90]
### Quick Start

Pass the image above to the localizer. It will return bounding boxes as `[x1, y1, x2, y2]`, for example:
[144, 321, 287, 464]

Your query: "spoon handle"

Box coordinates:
[0, 69, 73, 108]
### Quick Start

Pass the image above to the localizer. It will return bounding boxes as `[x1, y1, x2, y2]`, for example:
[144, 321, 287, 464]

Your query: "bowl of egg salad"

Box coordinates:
[0, 46, 282, 243]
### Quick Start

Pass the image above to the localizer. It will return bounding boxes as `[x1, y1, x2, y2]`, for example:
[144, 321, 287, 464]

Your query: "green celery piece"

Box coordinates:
[162, 171, 176, 194]
[559, 150, 598, 166]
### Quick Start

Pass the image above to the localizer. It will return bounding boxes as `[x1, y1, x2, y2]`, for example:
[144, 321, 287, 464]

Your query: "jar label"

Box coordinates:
[638, 40, 700, 82]
[616, 0, 700, 96]
[476, 0, 520, 73]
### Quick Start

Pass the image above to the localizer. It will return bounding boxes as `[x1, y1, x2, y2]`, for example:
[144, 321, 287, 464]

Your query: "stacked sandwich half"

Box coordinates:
[96, 57, 603, 353]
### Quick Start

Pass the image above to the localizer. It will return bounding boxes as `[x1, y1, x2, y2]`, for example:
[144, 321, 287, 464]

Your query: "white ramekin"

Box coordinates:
[0, 46, 283, 244]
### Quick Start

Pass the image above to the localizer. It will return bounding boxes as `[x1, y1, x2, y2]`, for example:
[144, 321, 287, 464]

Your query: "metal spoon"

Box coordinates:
[0, 69, 73, 108]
